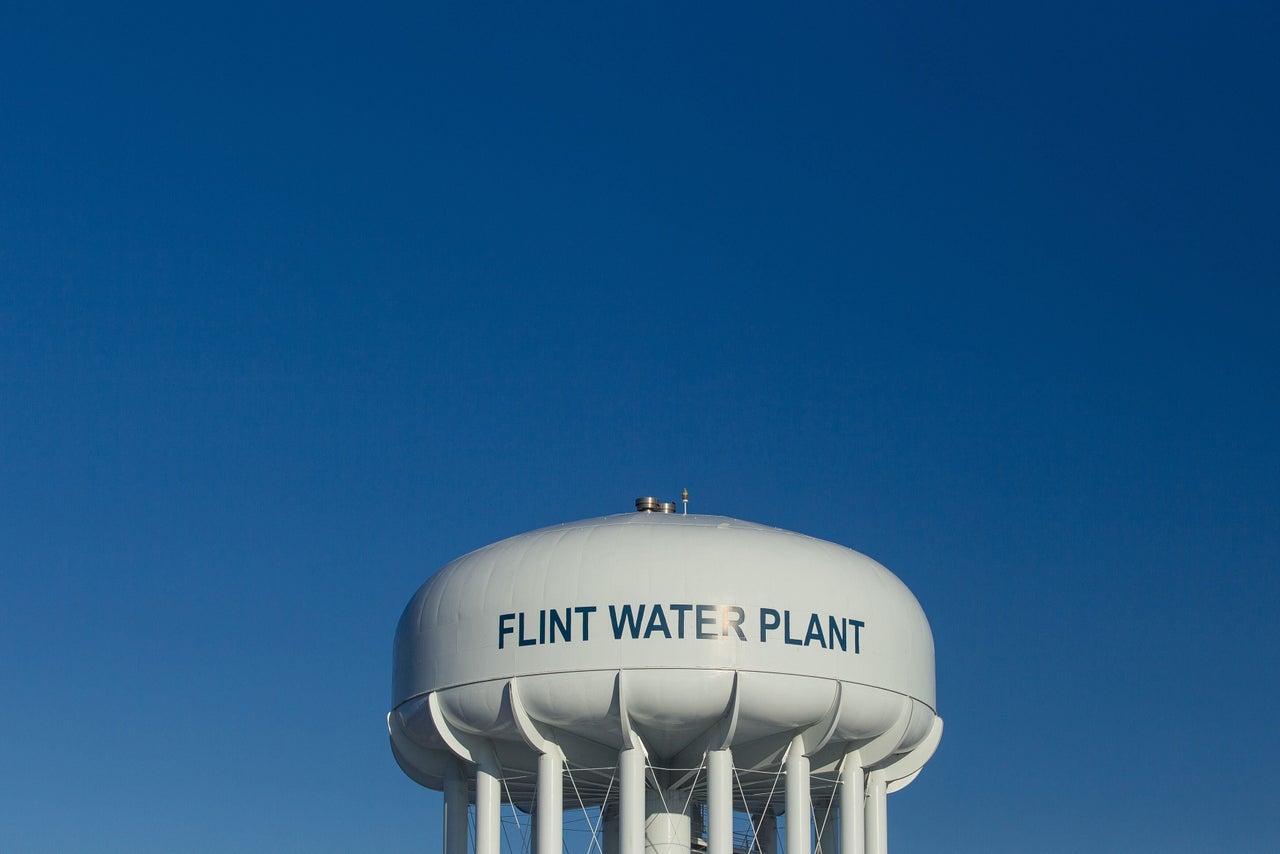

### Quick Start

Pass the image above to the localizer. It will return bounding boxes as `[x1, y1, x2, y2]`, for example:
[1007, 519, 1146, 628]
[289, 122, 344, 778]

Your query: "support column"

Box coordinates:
[864, 769, 887, 854]
[619, 746, 646, 854]
[443, 760, 469, 854]
[536, 749, 563, 854]
[840, 757, 865, 854]
[784, 736, 811, 854]
[644, 788, 691, 853]
[475, 762, 501, 854]
[707, 749, 733, 854]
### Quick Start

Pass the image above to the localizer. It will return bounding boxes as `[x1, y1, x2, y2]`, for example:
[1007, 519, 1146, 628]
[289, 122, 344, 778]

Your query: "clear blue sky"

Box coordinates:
[2, 2, 1277, 851]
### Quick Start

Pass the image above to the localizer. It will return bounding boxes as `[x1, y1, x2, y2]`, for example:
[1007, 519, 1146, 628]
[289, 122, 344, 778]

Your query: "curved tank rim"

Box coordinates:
[392, 668, 939, 718]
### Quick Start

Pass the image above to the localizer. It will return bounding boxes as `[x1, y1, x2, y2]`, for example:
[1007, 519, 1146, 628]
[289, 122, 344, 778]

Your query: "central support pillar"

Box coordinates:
[645, 789, 691, 853]
[785, 735, 812, 854]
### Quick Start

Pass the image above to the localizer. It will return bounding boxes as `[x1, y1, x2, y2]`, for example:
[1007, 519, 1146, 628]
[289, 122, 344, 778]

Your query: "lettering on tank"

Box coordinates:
[497, 604, 865, 653]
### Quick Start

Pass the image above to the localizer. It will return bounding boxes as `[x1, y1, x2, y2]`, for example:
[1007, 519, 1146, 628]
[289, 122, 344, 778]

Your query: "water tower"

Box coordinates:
[389, 498, 941, 853]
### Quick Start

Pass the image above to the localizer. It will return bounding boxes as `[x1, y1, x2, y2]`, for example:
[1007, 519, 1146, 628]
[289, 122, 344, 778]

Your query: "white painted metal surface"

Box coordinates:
[865, 770, 888, 854]
[389, 510, 942, 852]
[536, 749, 562, 853]
[443, 760, 468, 854]
[840, 750, 865, 854]
[619, 745, 645, 854]
[706, 749, 732, 854]
[785, 735, 811, 854]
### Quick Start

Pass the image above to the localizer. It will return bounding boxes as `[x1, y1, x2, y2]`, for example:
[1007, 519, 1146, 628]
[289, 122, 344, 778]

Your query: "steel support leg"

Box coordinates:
[475, 762, 500, 854]
[785, 735, 811, 854]
[865, 769, 886, 854]
[707, 749, 733, 854]
[840, 758, 865, 854]
[619, 746, 646, 854]
[443, 760, 469, 854]
[537, 749, 562, 854]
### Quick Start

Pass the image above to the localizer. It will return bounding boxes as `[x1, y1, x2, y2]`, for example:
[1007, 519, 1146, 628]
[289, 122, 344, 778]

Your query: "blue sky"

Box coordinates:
[2, 2, 1277, 851]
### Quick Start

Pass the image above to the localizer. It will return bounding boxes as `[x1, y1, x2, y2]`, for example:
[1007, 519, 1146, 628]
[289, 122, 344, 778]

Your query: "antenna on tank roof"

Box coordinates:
[682, 487, 689, 515]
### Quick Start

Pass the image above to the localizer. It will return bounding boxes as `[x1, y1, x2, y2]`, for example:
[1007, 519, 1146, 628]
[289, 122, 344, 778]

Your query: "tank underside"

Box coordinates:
[389, 668, 941, 853]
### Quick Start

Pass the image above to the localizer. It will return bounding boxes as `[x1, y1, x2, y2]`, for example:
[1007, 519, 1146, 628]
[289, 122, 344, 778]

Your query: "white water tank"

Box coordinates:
[390, 505, 941, 854]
